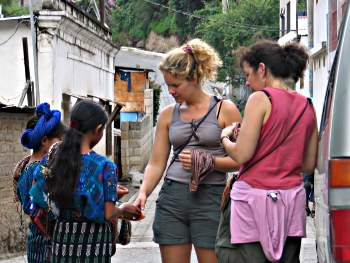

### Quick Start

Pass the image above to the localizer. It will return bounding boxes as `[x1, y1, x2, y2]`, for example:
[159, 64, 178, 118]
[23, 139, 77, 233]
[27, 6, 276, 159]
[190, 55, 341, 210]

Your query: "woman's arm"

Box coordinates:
[133, 106, 173, 210]
[222, 91, 270, 164]
[302, 126, 318, 173]
[215, 100, 242, 172]
[105, 202, 141, 221]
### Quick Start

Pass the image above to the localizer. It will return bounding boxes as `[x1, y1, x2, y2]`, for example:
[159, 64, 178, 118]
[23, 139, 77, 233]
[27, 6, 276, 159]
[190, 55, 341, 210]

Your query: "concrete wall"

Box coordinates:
[311, 0, 329, 127]
[0, 7, 118, 157]
[144, 88, 153, 126]
[0, 19, 34, 106]
[0, 112, 32, 257]
[120, 115, 153, 178]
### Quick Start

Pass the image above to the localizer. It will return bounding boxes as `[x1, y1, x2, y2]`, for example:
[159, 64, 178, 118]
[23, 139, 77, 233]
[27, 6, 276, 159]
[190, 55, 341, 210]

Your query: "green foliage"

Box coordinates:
[111, 0, 206, 44]
[0, 0, 28, 16]
[194, 0, 279, 86]
[111, 0, 279, 109]
[150, 15, 177, 35]
[151, 81, 161, 127]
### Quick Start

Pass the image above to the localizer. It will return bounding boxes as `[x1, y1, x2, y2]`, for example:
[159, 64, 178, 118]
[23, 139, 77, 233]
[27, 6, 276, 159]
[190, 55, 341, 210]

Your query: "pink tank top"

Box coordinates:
[238, 87, 316, 189]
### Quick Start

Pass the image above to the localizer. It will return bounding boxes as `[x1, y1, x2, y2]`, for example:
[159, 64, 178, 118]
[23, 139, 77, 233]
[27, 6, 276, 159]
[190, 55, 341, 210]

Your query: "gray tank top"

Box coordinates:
[167, 96, 227, 185]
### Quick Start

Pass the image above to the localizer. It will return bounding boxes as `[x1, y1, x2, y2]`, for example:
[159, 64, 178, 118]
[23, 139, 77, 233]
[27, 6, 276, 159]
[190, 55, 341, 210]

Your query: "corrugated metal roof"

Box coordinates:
[0, 103, 35, 113]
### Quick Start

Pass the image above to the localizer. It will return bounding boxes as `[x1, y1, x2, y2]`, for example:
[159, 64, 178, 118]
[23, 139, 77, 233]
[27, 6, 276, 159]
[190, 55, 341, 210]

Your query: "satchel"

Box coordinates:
[30, 143, 60, 238]
[110, 218, 132, 254]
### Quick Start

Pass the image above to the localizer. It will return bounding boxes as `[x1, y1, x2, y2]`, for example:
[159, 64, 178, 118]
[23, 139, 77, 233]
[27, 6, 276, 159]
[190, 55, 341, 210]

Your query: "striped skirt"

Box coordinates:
[27, 222, 50, 263]
[50, 220, 114, 263]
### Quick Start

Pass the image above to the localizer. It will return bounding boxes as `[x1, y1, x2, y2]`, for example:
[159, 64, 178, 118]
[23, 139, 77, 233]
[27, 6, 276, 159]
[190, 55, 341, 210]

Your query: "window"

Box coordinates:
[280, 8, 286, 36]
[320, 50, 339, 134]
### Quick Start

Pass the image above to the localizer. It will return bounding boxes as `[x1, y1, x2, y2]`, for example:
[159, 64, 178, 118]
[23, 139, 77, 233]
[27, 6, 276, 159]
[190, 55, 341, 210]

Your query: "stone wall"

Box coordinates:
[120, 115, 153, 178]
[0, 112, 32, 257]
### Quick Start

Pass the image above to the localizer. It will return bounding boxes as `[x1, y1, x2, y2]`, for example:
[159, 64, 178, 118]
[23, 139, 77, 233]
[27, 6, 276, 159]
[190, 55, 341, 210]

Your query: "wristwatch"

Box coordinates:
[220, 135, 230, 144]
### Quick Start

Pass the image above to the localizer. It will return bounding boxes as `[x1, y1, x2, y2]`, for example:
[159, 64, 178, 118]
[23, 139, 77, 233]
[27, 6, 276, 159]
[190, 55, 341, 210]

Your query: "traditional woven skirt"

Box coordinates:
[27, 222, 49, 263]
[50, 220, 113, 263]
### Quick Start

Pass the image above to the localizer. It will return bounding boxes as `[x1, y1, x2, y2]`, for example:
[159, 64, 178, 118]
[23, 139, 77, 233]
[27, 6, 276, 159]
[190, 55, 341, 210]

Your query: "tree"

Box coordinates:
[194, 0, 279, 87]
[0, 0, 28, 16]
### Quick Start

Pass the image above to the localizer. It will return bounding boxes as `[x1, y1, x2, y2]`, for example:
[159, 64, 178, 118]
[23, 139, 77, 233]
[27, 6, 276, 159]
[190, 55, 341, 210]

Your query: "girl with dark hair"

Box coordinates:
[31, 99, 141, 262]
[216, 40, 318, 262]
[13, 102, 66, 263]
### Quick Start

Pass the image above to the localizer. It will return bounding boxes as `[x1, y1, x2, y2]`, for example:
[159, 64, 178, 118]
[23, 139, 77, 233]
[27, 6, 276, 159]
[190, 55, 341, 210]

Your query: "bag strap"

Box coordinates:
[239, 94, 311, 177]
[166, 96, 221, 172]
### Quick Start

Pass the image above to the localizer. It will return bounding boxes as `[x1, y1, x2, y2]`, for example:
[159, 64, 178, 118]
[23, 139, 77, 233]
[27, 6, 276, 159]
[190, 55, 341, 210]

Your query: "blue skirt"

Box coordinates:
[50, 220, 113, 263]
[27, 222, 50, 263]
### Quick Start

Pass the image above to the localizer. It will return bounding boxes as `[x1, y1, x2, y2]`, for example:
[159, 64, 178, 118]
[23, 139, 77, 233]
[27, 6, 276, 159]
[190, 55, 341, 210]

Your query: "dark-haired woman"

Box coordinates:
[13, 103, 66, 263]
[217, 41, 318, 262]
[30, 100, 141, 263]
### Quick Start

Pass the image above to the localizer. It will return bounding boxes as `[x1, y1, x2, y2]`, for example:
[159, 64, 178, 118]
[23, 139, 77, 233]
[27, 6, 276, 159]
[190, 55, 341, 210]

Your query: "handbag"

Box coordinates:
[110, 217, 132, 254]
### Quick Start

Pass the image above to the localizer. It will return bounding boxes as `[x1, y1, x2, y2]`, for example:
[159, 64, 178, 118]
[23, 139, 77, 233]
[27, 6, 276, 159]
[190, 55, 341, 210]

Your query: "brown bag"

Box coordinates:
[110, 218, 132, 251]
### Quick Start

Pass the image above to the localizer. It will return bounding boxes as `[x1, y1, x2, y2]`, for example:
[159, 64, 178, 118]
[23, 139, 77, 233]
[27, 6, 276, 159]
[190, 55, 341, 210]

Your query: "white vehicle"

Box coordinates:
[315, 4, 350, 263]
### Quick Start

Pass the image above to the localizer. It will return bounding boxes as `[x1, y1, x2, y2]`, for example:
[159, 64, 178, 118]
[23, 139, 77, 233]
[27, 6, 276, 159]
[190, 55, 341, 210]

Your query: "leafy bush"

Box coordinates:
[0, 0, 28, 16]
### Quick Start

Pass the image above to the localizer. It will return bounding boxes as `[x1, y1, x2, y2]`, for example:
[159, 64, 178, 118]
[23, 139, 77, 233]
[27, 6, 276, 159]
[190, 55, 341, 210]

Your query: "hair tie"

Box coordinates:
[70, 119, 79, 129]
[183, 44, 193, 54]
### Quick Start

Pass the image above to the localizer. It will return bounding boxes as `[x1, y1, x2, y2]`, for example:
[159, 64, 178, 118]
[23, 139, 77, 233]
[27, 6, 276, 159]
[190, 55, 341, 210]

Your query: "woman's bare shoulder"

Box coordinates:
[157, 104, 176, 126]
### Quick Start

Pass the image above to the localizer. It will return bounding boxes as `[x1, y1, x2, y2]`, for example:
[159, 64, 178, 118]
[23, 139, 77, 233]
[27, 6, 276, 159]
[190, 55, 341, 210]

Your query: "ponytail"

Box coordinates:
[46, 128, 82, 207]
[46, 100, 108, 208]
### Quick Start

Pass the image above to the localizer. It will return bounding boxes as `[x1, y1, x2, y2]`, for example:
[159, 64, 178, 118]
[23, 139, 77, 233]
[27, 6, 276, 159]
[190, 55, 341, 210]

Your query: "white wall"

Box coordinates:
[0, 18, 35, 106]
[0, 11, 118, 156]
[311, 0, 329, 126]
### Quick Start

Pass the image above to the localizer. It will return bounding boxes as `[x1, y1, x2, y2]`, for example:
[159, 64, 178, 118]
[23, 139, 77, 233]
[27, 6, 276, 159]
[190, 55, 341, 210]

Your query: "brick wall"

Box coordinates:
[120, 115, 153, 177]
[114, 71, 147, 112]
[0, 112, 32, 257]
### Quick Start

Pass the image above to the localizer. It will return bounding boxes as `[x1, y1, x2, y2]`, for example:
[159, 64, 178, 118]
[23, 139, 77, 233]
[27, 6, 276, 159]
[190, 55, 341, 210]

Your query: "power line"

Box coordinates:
[0, 19, 29, 46]
[141, 0, 280, 32]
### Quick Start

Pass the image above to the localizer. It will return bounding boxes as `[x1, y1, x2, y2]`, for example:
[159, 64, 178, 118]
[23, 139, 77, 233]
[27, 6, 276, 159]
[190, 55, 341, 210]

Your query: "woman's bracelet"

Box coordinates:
[220, 135, 230, 144]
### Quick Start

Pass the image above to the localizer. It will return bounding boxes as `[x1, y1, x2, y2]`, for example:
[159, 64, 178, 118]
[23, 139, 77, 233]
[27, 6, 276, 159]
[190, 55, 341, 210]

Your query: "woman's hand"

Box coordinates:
[178, 149, 192, 171]
[221, 122, 241, 142]
[117, 185, 129, 199]
[133, 191, 147, 211]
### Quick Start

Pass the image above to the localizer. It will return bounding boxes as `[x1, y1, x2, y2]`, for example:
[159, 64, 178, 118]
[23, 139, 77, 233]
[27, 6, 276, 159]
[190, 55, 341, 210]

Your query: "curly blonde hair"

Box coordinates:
[159, 38, 222, 84]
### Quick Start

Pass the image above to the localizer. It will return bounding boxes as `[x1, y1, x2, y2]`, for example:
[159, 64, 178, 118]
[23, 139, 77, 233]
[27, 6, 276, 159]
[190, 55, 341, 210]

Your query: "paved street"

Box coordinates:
[0, 181, 318, 262]
[0, 50, 318, 263]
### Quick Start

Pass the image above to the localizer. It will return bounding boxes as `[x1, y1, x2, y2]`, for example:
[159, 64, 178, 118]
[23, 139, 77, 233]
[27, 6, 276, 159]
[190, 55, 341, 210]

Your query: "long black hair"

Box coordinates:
[46, 100, 108, 207]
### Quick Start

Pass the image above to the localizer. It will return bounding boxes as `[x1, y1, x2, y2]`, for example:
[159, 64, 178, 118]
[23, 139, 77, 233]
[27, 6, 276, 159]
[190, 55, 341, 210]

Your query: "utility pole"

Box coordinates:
[28, 0, 40, 105]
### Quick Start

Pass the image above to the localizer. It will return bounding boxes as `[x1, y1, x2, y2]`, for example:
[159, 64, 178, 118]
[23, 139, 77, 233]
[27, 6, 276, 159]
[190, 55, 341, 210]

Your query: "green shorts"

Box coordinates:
[216, 237, 302, 263]
[153, 179, 224, 249]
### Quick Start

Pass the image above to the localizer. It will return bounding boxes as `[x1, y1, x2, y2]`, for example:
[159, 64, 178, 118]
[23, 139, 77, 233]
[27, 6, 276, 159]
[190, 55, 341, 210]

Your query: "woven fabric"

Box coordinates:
[50, 220, 113, 263]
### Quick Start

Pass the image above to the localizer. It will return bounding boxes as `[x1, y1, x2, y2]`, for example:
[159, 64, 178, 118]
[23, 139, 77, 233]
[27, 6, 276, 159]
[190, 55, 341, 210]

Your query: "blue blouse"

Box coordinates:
[31, 151, 118, 224]
[17, 161, 40, 215]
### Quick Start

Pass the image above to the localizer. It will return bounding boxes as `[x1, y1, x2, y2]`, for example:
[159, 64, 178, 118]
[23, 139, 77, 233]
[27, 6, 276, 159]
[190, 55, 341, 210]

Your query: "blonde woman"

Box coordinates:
[134, 39, 241, 263]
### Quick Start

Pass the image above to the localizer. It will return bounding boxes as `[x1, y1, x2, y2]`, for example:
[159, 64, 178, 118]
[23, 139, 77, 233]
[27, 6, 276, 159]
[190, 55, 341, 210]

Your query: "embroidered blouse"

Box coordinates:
[30, 151, 118, 223]
[17, 161, 40, 215]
